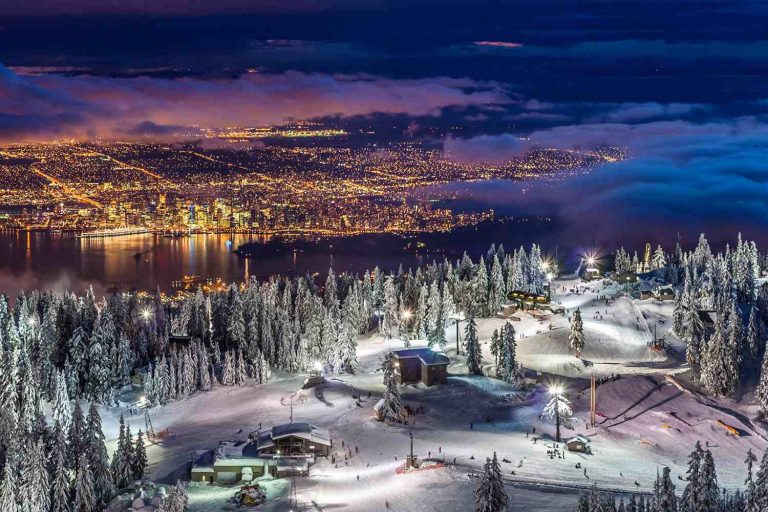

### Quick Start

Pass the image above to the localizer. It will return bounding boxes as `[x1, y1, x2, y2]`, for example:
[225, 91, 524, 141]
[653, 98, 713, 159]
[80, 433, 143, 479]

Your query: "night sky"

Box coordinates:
[2, 0, 768, 248]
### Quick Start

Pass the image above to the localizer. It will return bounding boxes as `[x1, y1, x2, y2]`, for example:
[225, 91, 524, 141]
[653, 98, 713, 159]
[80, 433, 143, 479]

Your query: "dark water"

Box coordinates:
[2, 175, 763, 296]
[0, 217, 562, 295]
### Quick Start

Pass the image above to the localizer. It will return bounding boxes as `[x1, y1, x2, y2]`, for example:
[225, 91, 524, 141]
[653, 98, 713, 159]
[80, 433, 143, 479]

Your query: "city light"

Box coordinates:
[548, 384, 564, 397]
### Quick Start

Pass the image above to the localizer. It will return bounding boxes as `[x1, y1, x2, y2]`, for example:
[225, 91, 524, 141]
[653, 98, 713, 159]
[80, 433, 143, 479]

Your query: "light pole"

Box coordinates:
[401, 309, 412, 345]
[449, 312, 464, 355]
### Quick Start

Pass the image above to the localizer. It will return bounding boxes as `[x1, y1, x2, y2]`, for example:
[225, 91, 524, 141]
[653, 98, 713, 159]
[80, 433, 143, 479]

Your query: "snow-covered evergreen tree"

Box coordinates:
[381, 277, 399, 338]
[465, 314, 483, 375]
[20, 439, 49, 512]
[757, 347, 768, 414]
[652, 245, 667, 269]
[474, 452, 508, 512]
[86, 402, 114, 506]
[133, 430, 148, 482]
[164, 481, 189, 512]
[380, 354, 403, 421]
[569, 309, 585, 356]
[73, 452, 95, 512]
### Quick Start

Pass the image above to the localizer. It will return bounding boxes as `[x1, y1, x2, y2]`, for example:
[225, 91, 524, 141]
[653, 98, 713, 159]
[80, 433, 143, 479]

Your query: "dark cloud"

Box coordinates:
[0, 64, 510, 142]
[443, 134, 525, 163]
[439, 118, 768, 250]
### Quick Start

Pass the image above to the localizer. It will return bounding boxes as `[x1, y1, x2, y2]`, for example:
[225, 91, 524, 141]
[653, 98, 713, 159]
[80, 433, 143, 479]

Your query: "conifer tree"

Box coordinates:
[569, 309, 585, 356]
[465, 314, 483, 375]
[133, 430, 148, 482]
[474, 452, 508, 512]
[380, 354, 403, 421]
[745, 448, 757, 512]
[51, 422, 71, 512]
[0, 460, 17, 512]
[165, 481, 189, 512]
[757, 347, 768, 414]
[73, 452, 95, 512]
[753, 447, 768, 512]
[86, 402, 114, 506]
[20, 439, 49, 512]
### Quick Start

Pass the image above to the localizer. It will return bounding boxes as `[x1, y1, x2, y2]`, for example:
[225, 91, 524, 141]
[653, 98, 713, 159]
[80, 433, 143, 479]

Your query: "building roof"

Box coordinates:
[566, 435, 590, 445]
[391, 348, 450, 366]
[250, 421, 331, 450]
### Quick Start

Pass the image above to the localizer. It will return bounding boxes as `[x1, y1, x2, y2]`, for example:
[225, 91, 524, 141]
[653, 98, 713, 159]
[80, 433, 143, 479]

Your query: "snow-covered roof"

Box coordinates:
[251, 421, 331, 449]
[391, 348, 450, 366]
[566, 435, 590, 445]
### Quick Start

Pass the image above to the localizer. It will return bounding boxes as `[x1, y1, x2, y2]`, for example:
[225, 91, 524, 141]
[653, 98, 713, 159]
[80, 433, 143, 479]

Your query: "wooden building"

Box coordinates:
[565, 435, 591, 453]
[250, 422, 332, 457]
[391, 348, 450, 386]
[507, 290, 550, 310]
[191, 421, 331, 484]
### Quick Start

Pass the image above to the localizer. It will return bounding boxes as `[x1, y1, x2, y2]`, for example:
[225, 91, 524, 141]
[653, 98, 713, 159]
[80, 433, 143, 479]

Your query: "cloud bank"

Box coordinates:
[0, 64, 509, 142]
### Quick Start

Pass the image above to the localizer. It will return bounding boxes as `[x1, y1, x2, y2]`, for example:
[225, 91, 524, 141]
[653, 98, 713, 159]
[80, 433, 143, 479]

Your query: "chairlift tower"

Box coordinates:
[144, 409, 156, 438]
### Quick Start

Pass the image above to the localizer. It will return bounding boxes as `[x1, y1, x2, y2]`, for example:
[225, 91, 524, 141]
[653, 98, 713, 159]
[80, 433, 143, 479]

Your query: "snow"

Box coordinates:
[97, 275, 767, 512]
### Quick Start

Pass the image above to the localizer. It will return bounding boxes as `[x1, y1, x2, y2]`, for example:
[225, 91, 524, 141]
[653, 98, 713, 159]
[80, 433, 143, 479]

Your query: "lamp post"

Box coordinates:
[449, 312, 464, 355]
[401, 309, 412, 345]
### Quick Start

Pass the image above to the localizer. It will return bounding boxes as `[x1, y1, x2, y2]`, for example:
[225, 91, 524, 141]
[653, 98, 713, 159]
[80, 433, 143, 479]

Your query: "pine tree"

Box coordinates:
[654, 466, 676, 512]
[490, 329, 501, 368]
[86, 402, 114, 506]
[498, 322, 521, 386]
[474, 452, 508, 512]
[52, 369, 73, 434]
[73, 453, 95, 512]
[757, 346, 768, 414]
[753, 447, 768, 512]
[133, 430, 148, 482]
[488, 255, 506, 315]
[472, 259, 490, 317]
[0, 461, 17, 512]
[465, 314, 483, 375]
[380, 354, 403, 421]
[111, 413, 127, 488]
[20, 439, 50, 512]
[122, 424, 136, 486]
[379, 277, 399, 339]
[51, 422, 71, 512]
[652, 245, 667, 269]
[164, 481, 189, 512]
[747, 307, 760, 360]
[673, 292, 685, 339]
[540, 387, 571, 442]
[685, 299, 704, 378]
[69, 402, 85, 473]
[569, 309, 585, 356]
[745, 448, 757, 512]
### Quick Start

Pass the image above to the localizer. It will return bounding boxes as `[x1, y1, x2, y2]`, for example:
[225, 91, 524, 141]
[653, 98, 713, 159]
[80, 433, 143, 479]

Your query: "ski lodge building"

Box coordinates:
[391, 348, 450, 386]
[191, 421, 332, 483]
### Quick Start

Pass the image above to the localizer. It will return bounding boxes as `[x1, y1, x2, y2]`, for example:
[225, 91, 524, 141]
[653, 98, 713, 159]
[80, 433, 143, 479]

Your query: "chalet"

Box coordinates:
[391, 348, 450, 386]
[654, 286, 675, 301]
[507, 290, 550, 310]
[190, 421, 332, 483]
[580, 266, 601, 281]
[636, 282, 655, 300]
[614, 271, 638, 284]
[250, 422, 332, 458]
[565, 435, 591, 453]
